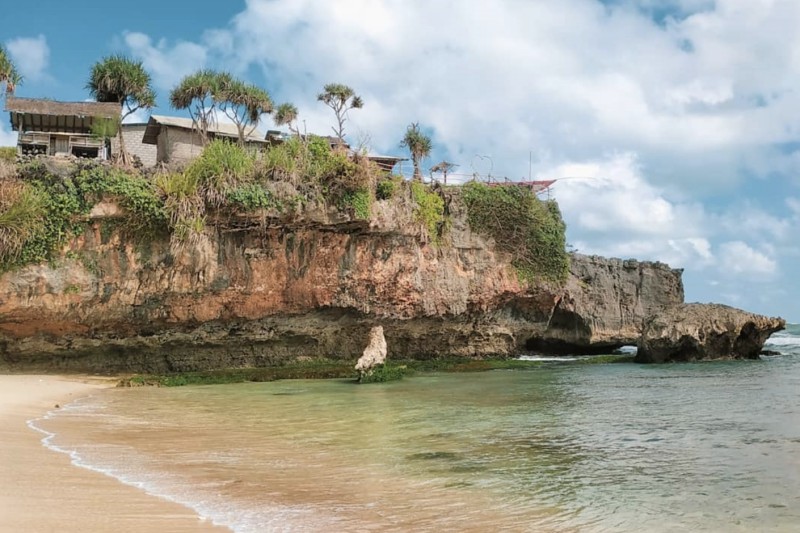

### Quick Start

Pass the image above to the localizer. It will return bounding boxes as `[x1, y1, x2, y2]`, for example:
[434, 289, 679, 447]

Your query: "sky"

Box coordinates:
[2, 0, 799, 320]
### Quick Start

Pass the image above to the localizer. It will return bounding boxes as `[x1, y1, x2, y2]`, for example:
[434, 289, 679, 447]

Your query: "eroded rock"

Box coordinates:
[636, 303, 785, 363]
[355, 326, 387, 378]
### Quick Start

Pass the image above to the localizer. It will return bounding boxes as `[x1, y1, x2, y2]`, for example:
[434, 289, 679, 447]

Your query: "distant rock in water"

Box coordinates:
[356, 326, 388, 379]
[636, 303, 785, 363]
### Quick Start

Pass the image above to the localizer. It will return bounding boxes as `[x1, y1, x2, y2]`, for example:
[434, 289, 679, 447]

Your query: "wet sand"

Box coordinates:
[0, 375, 226, 532]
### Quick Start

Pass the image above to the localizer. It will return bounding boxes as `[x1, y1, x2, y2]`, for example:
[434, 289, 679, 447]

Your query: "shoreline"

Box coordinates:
[0, 374, 227, 532]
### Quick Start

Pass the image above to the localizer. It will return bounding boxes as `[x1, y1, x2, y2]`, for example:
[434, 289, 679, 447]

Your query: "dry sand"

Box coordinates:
[0, 374, 227, 532]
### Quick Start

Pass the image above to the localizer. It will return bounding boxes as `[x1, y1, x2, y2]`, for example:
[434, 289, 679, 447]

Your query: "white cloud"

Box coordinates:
[0, 122, 17, 147]
[718, 241, 777, 276]
[5, 34, 50, 81]
[114, 0, 800, 316]
[123, 32, 207, 92]
[122, 108, 150, 125]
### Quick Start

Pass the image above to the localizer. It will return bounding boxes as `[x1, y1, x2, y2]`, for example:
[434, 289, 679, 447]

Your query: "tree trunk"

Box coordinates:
[116, 127, 130, 166]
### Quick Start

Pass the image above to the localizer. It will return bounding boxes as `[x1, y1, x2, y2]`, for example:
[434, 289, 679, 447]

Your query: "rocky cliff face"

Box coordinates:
[0, 194, 684, 372]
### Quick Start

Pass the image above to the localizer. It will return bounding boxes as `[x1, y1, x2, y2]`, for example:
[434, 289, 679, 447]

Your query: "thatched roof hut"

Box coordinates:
[5, 96, 120, 134]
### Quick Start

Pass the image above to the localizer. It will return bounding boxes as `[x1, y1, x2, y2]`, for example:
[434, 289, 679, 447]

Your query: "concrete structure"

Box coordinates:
[5, 96, 120, 159]
[112, 124, 158, 167]
[142, 115, 268, 165]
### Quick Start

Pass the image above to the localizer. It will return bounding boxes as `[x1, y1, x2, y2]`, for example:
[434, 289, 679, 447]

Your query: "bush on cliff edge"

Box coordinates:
[462, 181, 569, 284]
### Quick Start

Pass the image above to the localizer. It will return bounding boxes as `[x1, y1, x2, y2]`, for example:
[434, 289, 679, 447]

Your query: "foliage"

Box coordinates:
[342, 188, 372, 219]
[185, 139, 255, 205]
[0, 44, 22, 94]
[87, 55, 155, 165]
[400, 122, 432, 181]
[90, 117, 120, 140]
[170, 69, 221, 141]
[410, 181, 445, 243]
[0, 179, 47, 263]
[273, 102, 299, 134]
[73, 164, 167, 236]
[462, 182, 569, 284]
[317, 83, 363, 142]
[226, 183, 277, 210]
[215, 72, 273, 145]
[358, 364, 408, 383]
[0, 147, 16, 164]
[0, 161, 169, 271]
[376, 176, 402, 200]
[171, 70, 272, 145]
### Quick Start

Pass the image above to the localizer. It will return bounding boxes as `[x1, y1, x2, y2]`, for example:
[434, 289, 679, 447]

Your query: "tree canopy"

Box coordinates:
[274, 103, 299, 135]
[317, 83, 363, 143]
[87, 55, 155, 119]
[87, 55, 155, 165]
[400, 123, 433, 181]
[0, 45, 22, 95]
[171, 70, 272, 145]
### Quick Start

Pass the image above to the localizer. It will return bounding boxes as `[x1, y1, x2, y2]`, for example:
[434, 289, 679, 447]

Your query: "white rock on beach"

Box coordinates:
[355, 326, 387, 376]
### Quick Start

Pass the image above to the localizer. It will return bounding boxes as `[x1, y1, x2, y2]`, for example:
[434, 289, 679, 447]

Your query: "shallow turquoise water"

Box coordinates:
[36, 352, 800, 532]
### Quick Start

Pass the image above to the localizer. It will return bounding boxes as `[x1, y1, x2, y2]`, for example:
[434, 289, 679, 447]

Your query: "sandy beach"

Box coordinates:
[0, 374, 226, 532]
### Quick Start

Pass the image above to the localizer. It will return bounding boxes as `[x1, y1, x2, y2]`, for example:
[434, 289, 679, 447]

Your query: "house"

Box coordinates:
[142, 115, 268, 165]
[5, 96, 120, 159]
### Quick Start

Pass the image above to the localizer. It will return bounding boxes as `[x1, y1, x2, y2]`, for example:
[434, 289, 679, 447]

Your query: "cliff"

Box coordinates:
[0, 191, 684, 373]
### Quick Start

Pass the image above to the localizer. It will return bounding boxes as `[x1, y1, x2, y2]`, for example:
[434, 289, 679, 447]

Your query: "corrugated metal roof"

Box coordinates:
[142, 115, 266, 145]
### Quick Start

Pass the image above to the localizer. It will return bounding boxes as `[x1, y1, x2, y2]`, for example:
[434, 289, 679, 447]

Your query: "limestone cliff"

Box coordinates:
[0, 193, 684, 372]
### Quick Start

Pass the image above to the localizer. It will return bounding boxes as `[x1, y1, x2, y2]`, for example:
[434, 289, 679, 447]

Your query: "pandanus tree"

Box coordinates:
[273, 102, 299, 135]
[171, 70, 272, 146]
[216, 73, 273, 145]
[0, 44, 22, 95]
[400, 123, 432, 181]
[317, 83, 363, 144]
[170, 69, 220, 143]
[87, 55, 156, 165]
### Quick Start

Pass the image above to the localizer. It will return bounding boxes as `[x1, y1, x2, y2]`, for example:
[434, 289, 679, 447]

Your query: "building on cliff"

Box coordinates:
[4, 96, 120, 159]
[141, 115, 269, 165]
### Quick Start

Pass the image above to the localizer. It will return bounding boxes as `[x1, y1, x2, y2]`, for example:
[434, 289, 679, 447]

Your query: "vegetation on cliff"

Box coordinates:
[0, 148, 569, 284]
[0, 138, 456, 269]
[462, 181, 569, 284]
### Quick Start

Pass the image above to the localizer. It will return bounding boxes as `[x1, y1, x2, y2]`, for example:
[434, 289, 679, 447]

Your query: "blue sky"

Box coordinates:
[2, 0, 799, 321]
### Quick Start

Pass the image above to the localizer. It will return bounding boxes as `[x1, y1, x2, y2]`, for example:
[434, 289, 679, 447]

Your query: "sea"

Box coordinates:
[31, 325, 800, 532]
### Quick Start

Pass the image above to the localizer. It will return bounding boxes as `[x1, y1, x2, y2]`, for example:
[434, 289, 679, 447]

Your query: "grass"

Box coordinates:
[119, 354, 635, 387]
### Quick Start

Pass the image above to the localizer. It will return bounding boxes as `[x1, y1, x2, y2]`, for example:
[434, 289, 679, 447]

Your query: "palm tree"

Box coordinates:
[87, 55, 155, 165]
[317, 83, 363, 144]
[273, 103, 299, 135]
[400, 123, 432, 181]
[170, 69, 219, 143]
[215, 74, 273, 145]
[172, 70, 272, 146]
[0, 45, 22, 95]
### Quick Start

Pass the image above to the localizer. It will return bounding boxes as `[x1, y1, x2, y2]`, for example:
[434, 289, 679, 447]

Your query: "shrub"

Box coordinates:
[0, 147, 16, 164]
[74, 165, 167, 235]
[376, 175, 403, 200]
[226, 183, 277, 210]
[342, 188, 372, 219]
[358, 364, 408, 383]
[410, 181, 445, 243]
[462, 182, 569, 284]
[185, 140, 255, 205]
[0, 179, 47, 264]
